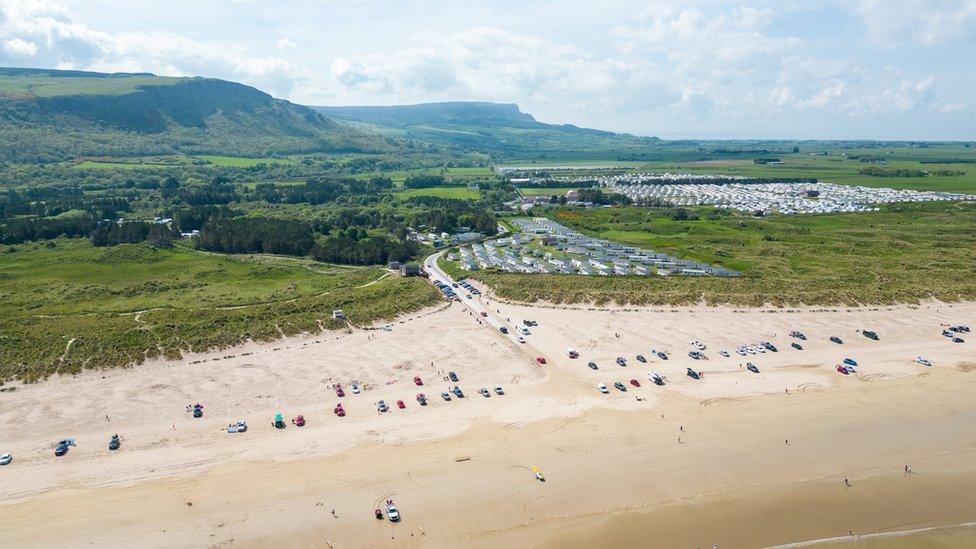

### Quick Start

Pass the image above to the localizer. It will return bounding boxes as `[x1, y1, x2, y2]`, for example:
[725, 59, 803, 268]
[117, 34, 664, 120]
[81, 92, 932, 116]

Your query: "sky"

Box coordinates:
[1, 0, 974, 140]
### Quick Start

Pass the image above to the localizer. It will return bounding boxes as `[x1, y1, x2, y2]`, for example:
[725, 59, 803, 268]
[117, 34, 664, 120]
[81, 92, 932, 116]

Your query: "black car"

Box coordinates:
[829, 336, 843, 344]
[746, 363, 760, 373]
[657, 351, 668, 360]
[613, 381, 627, 392]
[789, 330, 806, 340]
[791, 342, 803, 350]
[499, 327, 508, 334]
[109, 434, 120, 451]
[762, 342, 778, 352]
[953, 337, 965, 343]
[636, 355, 647, 363]
[587, 361, 598, 370]
[863, 330, 879, 340]
[686, 368, 701, 380]
[448, 371, 458, 382]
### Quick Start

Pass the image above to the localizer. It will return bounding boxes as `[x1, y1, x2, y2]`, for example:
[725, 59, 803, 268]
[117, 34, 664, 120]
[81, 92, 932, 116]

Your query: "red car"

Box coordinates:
[292, 415, 306, 427]
[413, 376, 423, 386]
[629, 379, 641, 387]
[334, 404, 345, 416]
[335, 385, 345, 397]
[397, 400, 406, 409]
[536, 356, 547, 365]
[480, 312, 488, 318]
[837, 365, 851, 375]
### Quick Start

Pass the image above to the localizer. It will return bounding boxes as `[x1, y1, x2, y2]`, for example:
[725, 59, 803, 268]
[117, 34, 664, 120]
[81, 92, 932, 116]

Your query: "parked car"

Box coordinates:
[829, 336, 843, 344]
[414, 376, 423, 386]
[616, 356, 627, 366]
[688, 351, 705, 360]
[613, 381, 627, 392]
[657, 351, 668, 360]
[953, 337, 965, 343]
[686, 368, 701, 380]
[837, 365, 853, 375]
[449, 371, 459, 382]
[843, 358, 858, 367]
[334, 404, 345, 416]
[500, 327, 509, 335]
[480, 312, 488, 318]
[452, 386, 465, 398]
[377, 400, 389, 413]
[791, 342, 803, 350]
[516, 336, 525, 343]
[762, 342, 778, 352]
[649, 372, 665, 386]
[441, 392, 452, 401]
[598, 384, 609, 394]
[54, 439, 75, 456]
[351, 383, 361, 394]
[746, 362, 760, 374]
[417, 393, 427, 405]
[915, 357, 932, 367]
[862, 330, 879, 340]
[587, 361, 598, 370]
[493, 385, 504, 395]
[0, 453, 11, 466]
[386, 500, 400, 522]
[108, 434, 121, 451]
[636, 354, 647, 363]
[719, 350, 730, 357]
[335, 385, 345, 397]
[479, 387, 491, 397]
[292, 415, 306, 427]
[567, 348, 579, 359]
[536, 356, 547, 365]
[629, 379, 641, 387]
[397, 400, 406, 409]
[789, 330, 806, 340]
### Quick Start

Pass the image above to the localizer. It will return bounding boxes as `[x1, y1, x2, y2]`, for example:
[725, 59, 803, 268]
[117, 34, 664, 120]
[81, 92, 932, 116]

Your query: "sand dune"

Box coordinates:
[2, 299, 975, 547]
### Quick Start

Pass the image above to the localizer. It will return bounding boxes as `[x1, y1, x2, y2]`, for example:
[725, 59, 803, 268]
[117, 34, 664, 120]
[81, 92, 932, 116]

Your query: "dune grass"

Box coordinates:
[0, 241, 439, 382]
[458, 202, 976, 307]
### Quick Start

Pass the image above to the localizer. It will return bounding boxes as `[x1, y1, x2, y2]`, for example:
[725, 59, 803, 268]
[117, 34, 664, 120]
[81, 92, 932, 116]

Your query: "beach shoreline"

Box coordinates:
[2, 299, 975, 547]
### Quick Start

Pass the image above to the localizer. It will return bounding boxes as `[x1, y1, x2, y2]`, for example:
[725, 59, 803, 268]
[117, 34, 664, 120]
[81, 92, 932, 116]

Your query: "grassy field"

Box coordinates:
[634, 147, 976, 193]
[518, 186, 581, 197]
[0, 240, 439, 382]
[193, 155, 297, 167]
[0, 74, 187, 98]
[397, 187, 481, 200]
[453, 202, 976, 307]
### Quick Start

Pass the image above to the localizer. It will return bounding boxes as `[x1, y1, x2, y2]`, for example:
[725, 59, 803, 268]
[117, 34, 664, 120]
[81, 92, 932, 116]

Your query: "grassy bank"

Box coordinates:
[0, 240, 439, 382]
[454, 202, 976, 306]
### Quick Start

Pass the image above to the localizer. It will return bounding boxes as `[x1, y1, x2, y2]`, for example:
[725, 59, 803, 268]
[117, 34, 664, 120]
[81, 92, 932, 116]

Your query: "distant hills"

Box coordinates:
[0, 68, 393, 163]
[0, 67, 667, 164]
[314, 101, 662, 159]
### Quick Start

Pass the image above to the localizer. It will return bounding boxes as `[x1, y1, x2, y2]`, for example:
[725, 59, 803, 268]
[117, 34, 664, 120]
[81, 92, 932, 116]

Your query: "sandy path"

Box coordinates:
[1, 299, 975, 547]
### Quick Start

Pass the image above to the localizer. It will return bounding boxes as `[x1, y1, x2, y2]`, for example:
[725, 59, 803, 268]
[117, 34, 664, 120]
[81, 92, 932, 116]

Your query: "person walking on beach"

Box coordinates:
[845, 478, 852, 487]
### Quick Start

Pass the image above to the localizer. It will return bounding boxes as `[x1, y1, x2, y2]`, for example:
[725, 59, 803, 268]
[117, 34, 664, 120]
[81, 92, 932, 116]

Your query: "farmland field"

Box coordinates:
[0, 240, 439, 381]
[455, 202, 976, 306]
[397, 187, 481, 200]
[193, 155, 297, 167]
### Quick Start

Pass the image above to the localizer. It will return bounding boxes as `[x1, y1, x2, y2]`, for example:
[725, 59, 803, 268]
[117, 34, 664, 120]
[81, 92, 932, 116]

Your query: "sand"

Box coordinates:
[2, 296, 976, 547]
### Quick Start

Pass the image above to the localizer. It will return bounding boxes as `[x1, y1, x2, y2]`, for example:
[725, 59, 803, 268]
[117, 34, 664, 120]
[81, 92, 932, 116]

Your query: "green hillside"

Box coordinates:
[314, 101, 663, 160]
[0, 68, 395, 163]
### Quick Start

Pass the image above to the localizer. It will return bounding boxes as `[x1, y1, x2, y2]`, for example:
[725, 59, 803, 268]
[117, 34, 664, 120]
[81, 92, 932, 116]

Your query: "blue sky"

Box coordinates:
[1, 0, 974, 139]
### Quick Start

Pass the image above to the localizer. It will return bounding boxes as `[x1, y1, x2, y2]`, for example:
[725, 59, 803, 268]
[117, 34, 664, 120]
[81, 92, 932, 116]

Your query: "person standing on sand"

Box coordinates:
[845, 478, 852, 487]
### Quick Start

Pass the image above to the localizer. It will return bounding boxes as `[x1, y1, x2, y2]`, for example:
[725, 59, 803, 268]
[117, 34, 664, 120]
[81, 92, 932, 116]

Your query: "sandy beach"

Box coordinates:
[2, 296, 976, 548]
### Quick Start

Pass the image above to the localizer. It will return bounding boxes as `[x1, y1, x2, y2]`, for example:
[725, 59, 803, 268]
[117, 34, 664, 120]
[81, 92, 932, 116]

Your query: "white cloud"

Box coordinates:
[276, 37, 296, 50]
[0, 0, 307, 97]
[848, 0, 976, 46]
[3, 36, 36, 56]
[940, 102, 968, 114]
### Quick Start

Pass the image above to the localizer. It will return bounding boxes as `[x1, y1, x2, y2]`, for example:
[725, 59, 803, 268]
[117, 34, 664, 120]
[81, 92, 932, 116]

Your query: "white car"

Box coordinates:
[598, 384, 609, 394]
[0, 453, 11, 466]
[493, 385, 504, 395]
[351, 383, 360, 394]
[517, 336, 526, 344]
[915, 356, 932, 367]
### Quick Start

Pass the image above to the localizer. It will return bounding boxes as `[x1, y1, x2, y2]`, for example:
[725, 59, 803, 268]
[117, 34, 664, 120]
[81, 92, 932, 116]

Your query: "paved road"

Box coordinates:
[423, 249, 537, 352]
